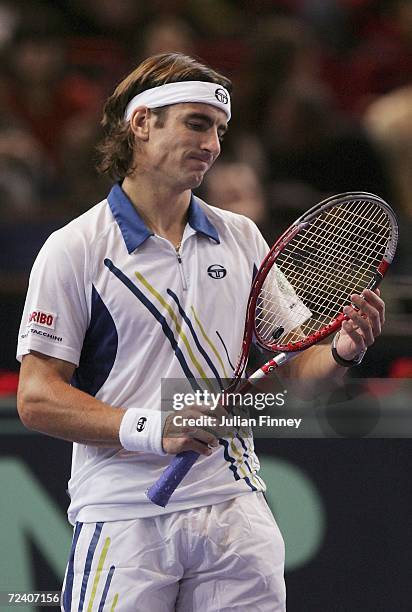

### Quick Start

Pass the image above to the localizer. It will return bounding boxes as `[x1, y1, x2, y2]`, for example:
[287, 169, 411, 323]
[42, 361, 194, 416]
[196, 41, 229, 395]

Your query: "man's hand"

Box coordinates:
[336, 289, 385, 361]
[162, 402, 229, 456]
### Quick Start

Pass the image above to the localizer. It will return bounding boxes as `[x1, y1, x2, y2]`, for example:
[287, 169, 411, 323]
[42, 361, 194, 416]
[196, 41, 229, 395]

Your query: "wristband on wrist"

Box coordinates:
[331, 331, 366, 367]
[119, 408, 167, 455]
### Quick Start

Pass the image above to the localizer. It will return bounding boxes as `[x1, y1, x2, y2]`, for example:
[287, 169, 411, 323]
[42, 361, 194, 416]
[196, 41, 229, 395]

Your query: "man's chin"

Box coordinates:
[183, 171, 206, 190]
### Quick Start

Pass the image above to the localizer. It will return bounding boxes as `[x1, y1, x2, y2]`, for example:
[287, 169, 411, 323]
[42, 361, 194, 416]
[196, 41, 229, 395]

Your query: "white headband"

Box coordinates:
[124, 80, 231, 122]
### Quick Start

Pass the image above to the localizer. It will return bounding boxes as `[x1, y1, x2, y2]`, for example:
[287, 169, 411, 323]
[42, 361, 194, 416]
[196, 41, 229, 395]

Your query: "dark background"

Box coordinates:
[1, 1, 411, 610]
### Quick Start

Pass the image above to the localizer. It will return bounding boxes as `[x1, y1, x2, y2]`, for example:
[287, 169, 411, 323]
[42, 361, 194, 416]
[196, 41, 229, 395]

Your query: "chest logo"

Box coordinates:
[207, 264, 227, 279]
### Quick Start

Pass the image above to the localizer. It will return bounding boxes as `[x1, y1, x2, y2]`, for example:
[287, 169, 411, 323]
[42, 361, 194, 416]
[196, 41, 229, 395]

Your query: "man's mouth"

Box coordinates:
[189, 154, 212, 166]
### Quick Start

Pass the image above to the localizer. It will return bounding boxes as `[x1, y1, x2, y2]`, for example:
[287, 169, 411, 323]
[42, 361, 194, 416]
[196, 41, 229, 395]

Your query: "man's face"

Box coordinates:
[140, 103, 228, 191]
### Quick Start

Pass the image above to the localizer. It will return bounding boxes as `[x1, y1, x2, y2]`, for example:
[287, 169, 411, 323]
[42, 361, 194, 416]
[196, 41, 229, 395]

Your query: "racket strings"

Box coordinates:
[278, 245, 378, 298]
[306, 197, 388, 247]
[272, 242, 388, 325]
[260, 211, 388, 316]
[288, 205, 390, 300]
[304, 202, 391, 265]
[286, 200, 390, 284]
[257, 203, 390, 343]
[282, 201, 390, 279]
[255, 199, 393, 347]
[279, 229, 385, 307]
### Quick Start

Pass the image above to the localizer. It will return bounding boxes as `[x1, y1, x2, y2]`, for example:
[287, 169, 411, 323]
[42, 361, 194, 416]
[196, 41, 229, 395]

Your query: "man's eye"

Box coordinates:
[187, 122, 204, 131]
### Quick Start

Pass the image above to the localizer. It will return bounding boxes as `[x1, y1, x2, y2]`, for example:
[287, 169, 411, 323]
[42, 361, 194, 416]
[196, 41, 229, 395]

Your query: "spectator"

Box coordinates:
[0, 123, 58, 218]
[364, 85, 412, 276]
[69, 0, 145, 40]
[65, 0, 145, 85]
[58, 114, 109, 215]
[4, 8, 102, 168]
[344, 0, 412, 114]
[364, 85, 412, 219]
[262, 81, 391, 198]
[202, 160, 277, 242]
[142, 17, 196, 58]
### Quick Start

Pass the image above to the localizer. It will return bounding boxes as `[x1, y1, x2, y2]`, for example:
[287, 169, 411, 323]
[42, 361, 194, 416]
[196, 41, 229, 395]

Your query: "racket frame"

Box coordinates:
[234, 191, 398, 379]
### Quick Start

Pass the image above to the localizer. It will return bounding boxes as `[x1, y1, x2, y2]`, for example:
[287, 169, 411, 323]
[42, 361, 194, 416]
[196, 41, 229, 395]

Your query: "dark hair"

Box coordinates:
[96, 53, 232, 180]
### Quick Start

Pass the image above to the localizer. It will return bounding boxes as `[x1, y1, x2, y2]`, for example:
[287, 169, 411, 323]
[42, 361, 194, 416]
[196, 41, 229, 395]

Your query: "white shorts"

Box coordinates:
[61, 492, 286, 611]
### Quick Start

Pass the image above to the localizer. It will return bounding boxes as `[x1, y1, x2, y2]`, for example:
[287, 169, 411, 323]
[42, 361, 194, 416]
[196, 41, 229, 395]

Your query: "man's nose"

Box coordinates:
[202, 128, 221, 158]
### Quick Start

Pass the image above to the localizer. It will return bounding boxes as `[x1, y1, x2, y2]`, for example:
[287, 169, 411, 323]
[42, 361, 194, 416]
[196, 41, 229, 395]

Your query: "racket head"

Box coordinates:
[234, 192, 398, 377]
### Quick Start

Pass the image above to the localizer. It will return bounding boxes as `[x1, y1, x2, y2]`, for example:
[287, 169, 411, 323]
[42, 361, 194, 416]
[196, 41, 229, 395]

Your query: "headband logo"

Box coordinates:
[215, 88, 228, 104]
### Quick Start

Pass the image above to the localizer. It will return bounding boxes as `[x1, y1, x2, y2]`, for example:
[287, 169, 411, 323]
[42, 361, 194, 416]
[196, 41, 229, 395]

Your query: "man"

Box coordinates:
[17, 53, 385, 611]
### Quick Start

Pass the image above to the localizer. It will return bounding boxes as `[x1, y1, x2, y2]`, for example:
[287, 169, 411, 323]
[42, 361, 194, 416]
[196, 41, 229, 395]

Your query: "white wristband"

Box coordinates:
[119, 408, 167, 455]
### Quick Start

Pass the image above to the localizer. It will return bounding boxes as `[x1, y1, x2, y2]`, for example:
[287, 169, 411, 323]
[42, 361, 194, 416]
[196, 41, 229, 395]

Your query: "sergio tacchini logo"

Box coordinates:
[207, 264, 227, 279]
[136, 417, 147, 432]
[215, 88, 228, 104]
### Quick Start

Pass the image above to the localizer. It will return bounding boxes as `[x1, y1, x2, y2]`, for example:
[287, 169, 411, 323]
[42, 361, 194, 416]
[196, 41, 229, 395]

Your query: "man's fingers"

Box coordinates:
[162, 408, 223, 455]
[343, 306, 375, 346]
[169, 433, 219, 456]
[187, 427, 219, 446]
[189, 439, 214, 456]
[356, 289, 385, 324]
[341, 319, 367, 351]
[163, 436, 216, 456]
[345, 289, 385, 341]
[197, 401, 229, 420]
[348, 297, 381, 338]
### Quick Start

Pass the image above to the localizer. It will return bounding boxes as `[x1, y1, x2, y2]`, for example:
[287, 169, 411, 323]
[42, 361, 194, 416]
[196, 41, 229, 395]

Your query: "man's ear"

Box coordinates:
[129, 106, 151, 141]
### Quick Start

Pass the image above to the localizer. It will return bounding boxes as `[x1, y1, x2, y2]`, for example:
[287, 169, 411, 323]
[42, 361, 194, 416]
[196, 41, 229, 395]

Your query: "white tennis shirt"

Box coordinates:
[17, 184, 304, 523]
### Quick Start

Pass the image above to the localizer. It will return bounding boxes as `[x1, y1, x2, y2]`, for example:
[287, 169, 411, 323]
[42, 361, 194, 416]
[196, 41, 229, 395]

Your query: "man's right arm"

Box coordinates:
[17, 351, 125, 446]
[17, 351, 220, 455]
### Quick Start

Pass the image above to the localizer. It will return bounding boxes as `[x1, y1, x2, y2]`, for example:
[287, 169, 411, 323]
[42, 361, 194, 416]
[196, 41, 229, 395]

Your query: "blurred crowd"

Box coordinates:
[0, 0, 411, 374]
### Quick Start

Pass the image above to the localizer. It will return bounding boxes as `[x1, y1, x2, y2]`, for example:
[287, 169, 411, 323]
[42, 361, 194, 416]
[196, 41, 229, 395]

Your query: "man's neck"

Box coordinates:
[122, 175, 191, 244]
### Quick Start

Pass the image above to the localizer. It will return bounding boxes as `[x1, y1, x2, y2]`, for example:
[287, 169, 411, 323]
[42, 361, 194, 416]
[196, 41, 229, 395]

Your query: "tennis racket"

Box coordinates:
[147, 191, 398, 507]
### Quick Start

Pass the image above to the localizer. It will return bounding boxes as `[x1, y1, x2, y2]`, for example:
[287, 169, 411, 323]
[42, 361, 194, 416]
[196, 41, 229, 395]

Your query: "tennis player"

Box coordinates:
[16, 53, 385, 611]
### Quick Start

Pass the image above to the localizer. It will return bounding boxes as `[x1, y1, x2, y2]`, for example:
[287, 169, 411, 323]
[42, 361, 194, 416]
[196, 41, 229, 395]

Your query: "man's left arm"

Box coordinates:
[284, 289, 385, 381]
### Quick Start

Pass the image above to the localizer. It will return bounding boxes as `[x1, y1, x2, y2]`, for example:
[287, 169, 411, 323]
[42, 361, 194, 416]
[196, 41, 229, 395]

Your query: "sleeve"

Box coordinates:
[250, 219, 270, 266]
[16, 229, 90, 366]
[246, 217, 312, 335]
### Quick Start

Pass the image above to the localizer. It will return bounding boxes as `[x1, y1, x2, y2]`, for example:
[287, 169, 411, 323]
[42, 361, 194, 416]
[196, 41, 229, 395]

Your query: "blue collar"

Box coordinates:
[107, 183, 220, 253]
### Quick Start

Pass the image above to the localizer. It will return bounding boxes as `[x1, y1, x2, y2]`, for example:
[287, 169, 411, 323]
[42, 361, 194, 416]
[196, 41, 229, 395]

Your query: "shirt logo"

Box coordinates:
[207, 264, 227, 279]
[28, 310, 56, 330]
[136, 417, 147, 432]
[215, 88, 228, 104]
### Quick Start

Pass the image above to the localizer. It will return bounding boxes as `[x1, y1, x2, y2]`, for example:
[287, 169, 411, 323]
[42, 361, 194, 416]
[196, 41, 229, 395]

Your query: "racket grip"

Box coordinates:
[146, 450, 200, 507]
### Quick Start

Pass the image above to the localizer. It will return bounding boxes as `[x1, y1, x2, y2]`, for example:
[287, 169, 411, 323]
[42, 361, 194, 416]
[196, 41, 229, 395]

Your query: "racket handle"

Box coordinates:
[146, 450, 200, 507]
[147, 352, 299, 507]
